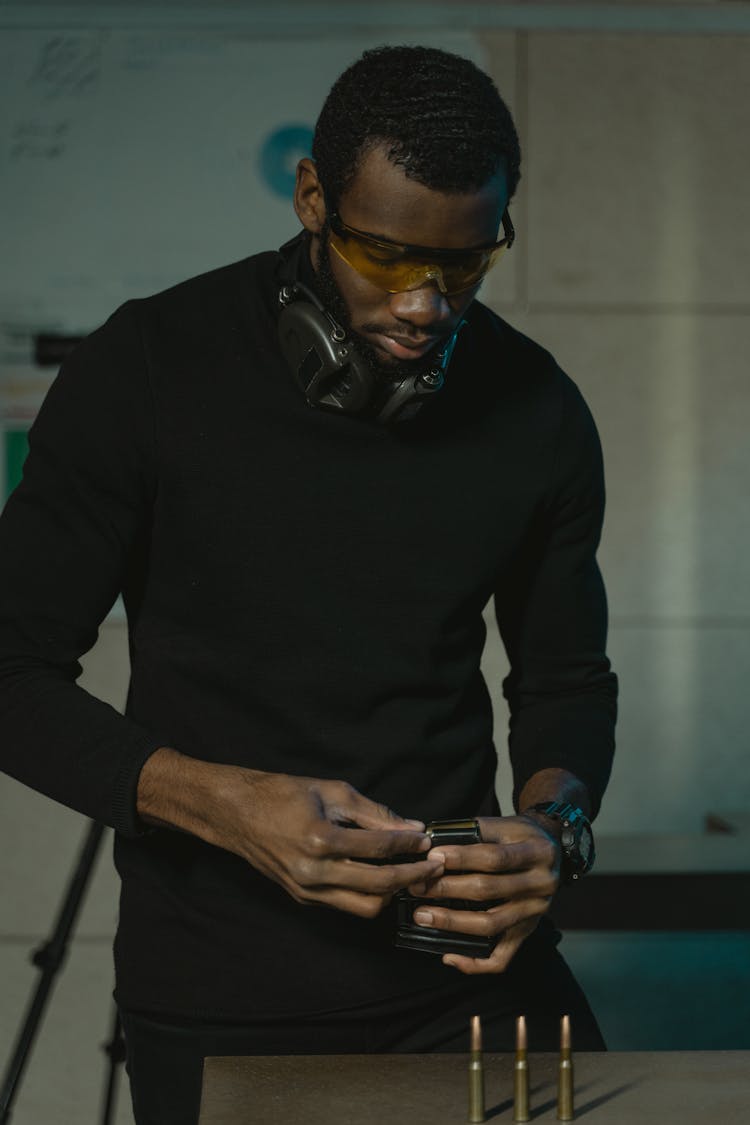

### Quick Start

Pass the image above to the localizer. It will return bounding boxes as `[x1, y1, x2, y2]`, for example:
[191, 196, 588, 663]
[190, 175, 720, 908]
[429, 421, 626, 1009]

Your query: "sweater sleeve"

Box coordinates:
[494, 373, 618, 819]
[0, 303, 164, 836]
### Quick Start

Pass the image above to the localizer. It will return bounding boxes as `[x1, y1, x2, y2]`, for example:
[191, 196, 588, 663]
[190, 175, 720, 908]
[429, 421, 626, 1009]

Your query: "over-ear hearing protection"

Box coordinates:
[277, 233, 464, 425]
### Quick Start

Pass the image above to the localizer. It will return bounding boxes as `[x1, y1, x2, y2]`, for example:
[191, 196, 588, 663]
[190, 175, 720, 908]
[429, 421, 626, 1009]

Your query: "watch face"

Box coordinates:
[562, 818, 593, 875]
[561, 824, 576, 850]
[578, 827, 594, 867]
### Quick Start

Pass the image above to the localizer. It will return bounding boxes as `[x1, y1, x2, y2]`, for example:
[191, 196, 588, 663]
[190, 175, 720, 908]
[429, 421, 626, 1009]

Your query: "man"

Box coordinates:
[0, 46, 616, 1123]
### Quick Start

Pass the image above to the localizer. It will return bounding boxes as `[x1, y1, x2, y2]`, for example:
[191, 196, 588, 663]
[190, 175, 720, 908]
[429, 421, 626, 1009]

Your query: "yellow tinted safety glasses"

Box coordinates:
[328, 210, 514, 296]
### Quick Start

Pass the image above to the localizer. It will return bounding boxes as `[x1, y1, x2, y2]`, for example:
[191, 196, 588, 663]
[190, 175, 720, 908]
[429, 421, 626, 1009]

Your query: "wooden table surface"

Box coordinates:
[199, 1050, 750, 1123]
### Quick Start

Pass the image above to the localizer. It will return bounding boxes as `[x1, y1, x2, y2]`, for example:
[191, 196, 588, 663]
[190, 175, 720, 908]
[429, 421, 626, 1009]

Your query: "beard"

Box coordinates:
[313, 226, 440, 386]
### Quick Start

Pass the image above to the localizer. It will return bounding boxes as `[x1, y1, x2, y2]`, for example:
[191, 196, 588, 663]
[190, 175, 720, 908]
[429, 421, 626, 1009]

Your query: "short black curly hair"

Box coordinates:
[312, 45, 521, 212]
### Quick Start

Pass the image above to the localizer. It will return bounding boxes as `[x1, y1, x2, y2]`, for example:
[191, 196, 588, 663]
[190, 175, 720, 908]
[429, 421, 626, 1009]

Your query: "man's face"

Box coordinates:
[296, 144, 509, 380]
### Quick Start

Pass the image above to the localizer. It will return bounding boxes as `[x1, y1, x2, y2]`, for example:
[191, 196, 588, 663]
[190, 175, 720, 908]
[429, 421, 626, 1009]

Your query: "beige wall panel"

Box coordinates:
[601, 623, 750, 834]
[483, 611, 750, 835]
[502, 310, 750, 618]
[0, 939, 134, 1124]
[479, 604, 514, 817]
[526, 33, 750, 306]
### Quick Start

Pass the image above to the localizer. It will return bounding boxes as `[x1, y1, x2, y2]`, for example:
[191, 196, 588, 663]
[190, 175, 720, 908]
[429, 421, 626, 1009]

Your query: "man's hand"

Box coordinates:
[137, 747, 444, 920]
[407, 814, 561, 974]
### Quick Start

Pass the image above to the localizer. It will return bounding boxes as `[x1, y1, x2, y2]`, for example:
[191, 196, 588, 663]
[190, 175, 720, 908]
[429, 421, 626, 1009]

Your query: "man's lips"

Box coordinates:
[371, 333, 441, 360]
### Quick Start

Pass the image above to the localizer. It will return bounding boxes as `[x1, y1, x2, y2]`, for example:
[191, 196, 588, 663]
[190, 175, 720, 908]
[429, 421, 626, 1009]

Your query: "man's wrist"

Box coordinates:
[516, 767, 593, 821]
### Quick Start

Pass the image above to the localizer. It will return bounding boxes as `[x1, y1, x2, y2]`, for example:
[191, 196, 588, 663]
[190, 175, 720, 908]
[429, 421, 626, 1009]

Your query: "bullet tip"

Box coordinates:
[561, 1013, 571, 1050]
[471, 1013, 483, 1052]
[516, 1013, 527, 1051]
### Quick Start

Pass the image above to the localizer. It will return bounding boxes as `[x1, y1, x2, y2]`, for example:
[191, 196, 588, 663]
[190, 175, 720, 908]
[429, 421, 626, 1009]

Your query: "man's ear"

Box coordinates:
[293, 158, 326, 234]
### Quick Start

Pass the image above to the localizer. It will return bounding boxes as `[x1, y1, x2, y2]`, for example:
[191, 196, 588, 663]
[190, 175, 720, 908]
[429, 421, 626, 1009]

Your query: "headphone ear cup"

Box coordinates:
[278, 299, 376, 414]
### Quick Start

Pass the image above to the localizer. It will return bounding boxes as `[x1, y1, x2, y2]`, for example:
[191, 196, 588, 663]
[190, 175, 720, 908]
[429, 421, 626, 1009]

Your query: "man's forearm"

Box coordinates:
[136, 746, 238, 844]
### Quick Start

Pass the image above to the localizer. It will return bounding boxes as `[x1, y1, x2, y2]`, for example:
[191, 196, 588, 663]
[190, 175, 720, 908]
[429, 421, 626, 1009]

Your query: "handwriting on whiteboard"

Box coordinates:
[10, 120, 69, 160]
[30, 34, 103, 99]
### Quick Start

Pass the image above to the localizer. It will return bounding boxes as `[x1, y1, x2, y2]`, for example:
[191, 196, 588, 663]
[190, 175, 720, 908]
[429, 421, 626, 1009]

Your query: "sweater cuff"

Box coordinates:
[510, 718, 615, 821]
[111, 734, 165, 838]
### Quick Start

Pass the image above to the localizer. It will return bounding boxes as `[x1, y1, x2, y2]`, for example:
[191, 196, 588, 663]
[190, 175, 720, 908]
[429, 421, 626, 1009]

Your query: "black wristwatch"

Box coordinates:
[522, 801, 595, 882]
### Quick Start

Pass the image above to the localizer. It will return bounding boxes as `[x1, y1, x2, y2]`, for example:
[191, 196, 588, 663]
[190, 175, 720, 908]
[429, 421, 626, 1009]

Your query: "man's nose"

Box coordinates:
[388, 280, 453, 327]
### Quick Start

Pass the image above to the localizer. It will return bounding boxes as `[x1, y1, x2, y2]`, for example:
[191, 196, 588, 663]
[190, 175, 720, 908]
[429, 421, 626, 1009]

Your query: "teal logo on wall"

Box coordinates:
[259, 124, 314, 199]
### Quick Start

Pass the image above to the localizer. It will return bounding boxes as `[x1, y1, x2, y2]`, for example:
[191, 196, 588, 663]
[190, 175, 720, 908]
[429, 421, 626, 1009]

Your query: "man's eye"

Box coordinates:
[364, 246, 401, 264]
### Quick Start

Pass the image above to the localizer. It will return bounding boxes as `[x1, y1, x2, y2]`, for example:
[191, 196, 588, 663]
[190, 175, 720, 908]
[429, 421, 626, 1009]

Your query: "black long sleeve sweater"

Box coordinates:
[0, 249, 616, 1018]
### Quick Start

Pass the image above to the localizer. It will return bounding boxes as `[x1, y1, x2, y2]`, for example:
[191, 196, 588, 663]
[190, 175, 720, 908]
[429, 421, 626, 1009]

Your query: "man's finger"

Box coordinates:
[477, 816, 559, 846]
[443, 918, 542, 975]
[333, 854, 445, 894]
[298, 854, 445, 899]
[327, 823, 431, 860]
[308, 886, 392, 920]
[327, 785, 425, 832]
[443, 935, 525, 975]
[427, 839, 547, 872]
[411, 896, 547, 937]
[409, 868, 554, 902]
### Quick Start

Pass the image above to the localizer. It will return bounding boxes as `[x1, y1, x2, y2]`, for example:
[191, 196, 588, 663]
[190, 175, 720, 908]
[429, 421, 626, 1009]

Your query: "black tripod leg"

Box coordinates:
[0, 819, 106, 1125]
[100, 1004, 127, 1125]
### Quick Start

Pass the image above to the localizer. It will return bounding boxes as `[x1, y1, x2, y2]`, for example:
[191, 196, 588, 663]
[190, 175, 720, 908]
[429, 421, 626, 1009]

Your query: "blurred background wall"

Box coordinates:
[1, 3, 749, 1122]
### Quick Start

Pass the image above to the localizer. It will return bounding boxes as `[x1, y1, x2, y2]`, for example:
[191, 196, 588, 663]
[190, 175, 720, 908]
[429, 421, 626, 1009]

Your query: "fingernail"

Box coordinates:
[418, 836, 432, 851]
[429, 850, 445, 864]
[405, 818, 425, 829]
[413, 909, 433, 925]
